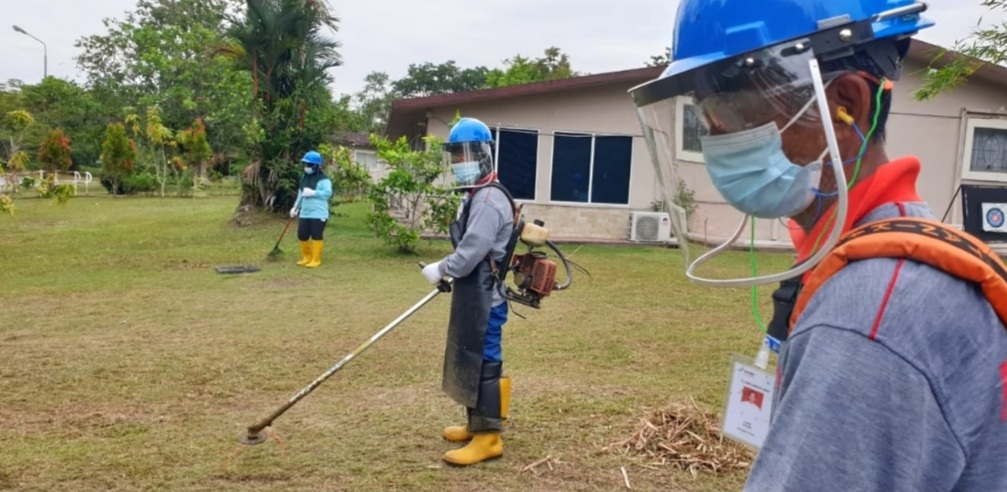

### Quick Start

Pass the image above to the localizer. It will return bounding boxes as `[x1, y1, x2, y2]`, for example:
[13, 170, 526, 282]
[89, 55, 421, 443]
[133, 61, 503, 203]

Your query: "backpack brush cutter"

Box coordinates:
[496, 219, 589, 311]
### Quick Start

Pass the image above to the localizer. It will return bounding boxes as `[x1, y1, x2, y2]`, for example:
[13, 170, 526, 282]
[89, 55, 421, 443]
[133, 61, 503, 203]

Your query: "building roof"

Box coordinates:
[386, 66, 663, 140]
[905, 38, 1007, 87]
[329, 131, 373, 148]
[386, 40, 1007, 140]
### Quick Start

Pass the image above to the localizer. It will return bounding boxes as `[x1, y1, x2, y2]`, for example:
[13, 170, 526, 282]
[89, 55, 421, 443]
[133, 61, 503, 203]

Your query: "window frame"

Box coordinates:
[961, 117, 1007, 183]
[547, 130, 634, 207]
[675, 96, 706, 163]
[353, 149, 380, 170]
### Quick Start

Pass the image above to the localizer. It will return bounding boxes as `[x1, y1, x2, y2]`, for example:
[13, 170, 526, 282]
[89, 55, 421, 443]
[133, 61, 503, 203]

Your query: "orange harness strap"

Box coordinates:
[790, 217, 1007, 332]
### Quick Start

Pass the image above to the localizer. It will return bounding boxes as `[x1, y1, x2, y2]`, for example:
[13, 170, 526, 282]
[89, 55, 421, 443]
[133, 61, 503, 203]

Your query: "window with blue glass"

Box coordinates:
[550, 133, 632, 204]
[496, 129, 537, 200]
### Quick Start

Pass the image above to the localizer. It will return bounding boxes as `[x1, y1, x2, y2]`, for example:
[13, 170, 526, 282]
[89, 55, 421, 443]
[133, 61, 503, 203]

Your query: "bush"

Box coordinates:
[366, 134, 459, 254]
[100, 172, 157, 195]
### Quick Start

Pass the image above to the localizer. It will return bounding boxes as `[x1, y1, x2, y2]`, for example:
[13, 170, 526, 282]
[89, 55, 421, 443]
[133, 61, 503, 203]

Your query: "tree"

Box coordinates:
[646, 47, 671, 67]
[75, 0, 252, 158]
[37, 129, 73, 172]
[392, 61, 491, 98]
[0, 110, 34, 213]
[14, 78, 106, 167]
[1, 110, 34, 176]
[341, 47, 580, 133]
[215, 0, 343, 213]
[366, 134, 459, 254]
[354, 71, 395, 134]
[914, 0, 1007, 100]
[177, 117, 213, 178]
[486, 47, 579, 87]
[126, 106, 175, 198]
[101, 123, 137, 196]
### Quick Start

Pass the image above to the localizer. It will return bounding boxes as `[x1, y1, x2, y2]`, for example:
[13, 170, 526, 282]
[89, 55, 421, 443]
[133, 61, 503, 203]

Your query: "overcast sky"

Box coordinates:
[1, 0, 1002, 97]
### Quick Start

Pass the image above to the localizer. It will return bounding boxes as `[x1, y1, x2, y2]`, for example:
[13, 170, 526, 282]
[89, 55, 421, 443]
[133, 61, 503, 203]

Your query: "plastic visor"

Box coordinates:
[631, 45, 848, 287]
[442, 141, 494, 187]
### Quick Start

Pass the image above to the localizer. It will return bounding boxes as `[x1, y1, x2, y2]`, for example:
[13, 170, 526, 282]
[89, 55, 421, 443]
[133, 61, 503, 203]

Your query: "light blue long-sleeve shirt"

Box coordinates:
[296, 177, 333, 220]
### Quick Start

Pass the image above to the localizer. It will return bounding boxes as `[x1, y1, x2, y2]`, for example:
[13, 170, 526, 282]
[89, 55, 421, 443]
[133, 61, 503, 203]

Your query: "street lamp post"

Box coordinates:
[12, 25, 47, 79]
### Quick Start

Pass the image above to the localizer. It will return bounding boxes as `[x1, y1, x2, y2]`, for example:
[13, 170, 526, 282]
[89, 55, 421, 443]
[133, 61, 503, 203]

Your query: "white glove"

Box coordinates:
[302, 188, 316, 198]
[422, 261, 444, 285]
[289, 207, 299, 218]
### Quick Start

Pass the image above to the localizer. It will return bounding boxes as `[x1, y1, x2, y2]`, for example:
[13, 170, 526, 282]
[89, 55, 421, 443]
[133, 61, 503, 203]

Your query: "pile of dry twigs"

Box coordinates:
[607, 398, 754, 478]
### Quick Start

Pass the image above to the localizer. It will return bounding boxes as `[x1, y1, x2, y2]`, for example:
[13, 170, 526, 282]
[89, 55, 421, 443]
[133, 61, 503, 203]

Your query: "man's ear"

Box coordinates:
[825, 73, 873, 151]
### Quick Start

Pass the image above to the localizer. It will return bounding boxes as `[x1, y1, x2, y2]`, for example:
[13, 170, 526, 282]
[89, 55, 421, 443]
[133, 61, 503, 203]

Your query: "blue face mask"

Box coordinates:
[700, 121, 825, 219]
[304, 166, 315, 175]
[451, 161, 481, 186]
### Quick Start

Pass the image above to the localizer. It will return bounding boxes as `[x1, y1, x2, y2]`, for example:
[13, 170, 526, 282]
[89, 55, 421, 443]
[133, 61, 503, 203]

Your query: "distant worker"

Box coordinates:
[290, 150, 332, 268]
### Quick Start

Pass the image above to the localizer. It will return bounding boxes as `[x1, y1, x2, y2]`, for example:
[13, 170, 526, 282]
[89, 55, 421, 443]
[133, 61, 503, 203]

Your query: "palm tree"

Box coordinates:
[214, 0, 341, 209]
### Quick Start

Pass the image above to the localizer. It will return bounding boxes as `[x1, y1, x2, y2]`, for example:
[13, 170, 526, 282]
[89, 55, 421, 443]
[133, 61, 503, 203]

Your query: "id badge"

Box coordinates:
[721, 354, 776, 451]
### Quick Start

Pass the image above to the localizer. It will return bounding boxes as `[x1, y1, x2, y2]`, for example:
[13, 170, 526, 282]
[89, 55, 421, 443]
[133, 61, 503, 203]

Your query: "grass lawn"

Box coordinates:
[1, 195, 791, 491]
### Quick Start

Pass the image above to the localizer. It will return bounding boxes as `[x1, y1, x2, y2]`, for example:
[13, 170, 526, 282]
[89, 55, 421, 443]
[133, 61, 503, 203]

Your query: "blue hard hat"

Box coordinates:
[448, 117, 493, 144]
[667, 0, 933, 81]
[301, 151, 323, 166]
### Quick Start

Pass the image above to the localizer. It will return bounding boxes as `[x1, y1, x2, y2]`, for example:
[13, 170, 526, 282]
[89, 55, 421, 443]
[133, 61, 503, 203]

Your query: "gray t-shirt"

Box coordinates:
[745, 201, 1007, 491]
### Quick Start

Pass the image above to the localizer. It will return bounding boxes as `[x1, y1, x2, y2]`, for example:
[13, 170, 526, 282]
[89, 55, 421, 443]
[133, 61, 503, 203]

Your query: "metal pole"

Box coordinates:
[12, 25, 47, 79]
[239, 281, 450, 444]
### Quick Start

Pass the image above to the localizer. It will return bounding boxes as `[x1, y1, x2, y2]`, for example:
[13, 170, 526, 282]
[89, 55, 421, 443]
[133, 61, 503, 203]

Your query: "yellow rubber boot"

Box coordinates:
[443, 424, 472, 443]
[442, 432, 503, 466]
[443, 377, 511, 443]
[500, 376, 511, 419]
[305, 240, 323, 268]
[296, 241, 312, 266]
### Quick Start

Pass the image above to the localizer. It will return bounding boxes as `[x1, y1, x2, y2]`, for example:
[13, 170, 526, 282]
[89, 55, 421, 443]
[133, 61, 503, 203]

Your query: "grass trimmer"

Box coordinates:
[238, 263, 452, 445]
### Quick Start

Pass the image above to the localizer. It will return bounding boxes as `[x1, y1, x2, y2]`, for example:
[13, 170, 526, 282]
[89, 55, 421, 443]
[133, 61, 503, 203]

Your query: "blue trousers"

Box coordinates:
[483, 303, 508, 362]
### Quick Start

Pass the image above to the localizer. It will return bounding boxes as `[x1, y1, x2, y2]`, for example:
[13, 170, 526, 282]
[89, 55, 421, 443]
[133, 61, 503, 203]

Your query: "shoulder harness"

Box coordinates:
[771, 217, 1007, 339]
[455, 181, 525, 281]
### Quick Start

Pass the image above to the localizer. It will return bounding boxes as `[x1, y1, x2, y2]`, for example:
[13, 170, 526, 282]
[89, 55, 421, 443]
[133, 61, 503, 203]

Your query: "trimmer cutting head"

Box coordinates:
[238, 429, 268, 445]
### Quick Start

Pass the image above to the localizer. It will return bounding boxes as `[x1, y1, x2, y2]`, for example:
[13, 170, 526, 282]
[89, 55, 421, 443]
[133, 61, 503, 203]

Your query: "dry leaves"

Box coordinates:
[607, 398, 754, 478]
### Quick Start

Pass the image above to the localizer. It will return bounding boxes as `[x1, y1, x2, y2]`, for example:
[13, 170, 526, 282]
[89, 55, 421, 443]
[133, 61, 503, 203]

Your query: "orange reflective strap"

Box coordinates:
[790, 218, 1007, 332]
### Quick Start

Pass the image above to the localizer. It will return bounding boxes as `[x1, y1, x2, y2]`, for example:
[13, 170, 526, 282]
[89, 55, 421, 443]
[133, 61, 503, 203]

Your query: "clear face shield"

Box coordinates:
[442, 141, 495, 187]
[631, 44, 848, 287]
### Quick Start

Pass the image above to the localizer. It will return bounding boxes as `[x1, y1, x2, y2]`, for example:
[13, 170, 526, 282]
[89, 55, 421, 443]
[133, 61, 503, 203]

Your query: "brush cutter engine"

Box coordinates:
[511, 252, 557, 300]
[498, 219, 577, 309]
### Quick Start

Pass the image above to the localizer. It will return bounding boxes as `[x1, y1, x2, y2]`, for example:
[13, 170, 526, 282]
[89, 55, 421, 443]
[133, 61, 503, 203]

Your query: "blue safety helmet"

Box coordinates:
[301, 151, 323, 166]
[443, 117, 495, 186]
[448, 117, 493, 144]
[632, 0, 933, 107]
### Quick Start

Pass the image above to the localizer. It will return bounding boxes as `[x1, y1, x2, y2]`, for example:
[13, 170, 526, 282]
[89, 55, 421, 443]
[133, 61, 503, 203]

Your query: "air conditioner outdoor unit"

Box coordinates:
[629, 211, 672, 242]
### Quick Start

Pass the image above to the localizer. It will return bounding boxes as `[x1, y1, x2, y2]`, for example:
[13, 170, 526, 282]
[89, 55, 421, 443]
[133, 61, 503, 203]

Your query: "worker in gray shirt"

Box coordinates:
[632, 0, 1007, 490]
[421, 117, 516, 466]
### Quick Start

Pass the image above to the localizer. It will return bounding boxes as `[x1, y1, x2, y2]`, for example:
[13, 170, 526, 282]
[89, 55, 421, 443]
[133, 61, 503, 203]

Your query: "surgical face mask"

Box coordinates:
[451, 161, 481, 185]
[701, 123, 825, 218]
[304, 166, 315, 174]
[699, 93, 826, 219]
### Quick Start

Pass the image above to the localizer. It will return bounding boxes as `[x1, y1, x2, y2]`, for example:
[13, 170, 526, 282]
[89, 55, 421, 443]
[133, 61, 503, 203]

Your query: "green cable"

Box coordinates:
[847, 79, 886, 188]
[749, 216, 768, 332]
[807, 79, 887, 256]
